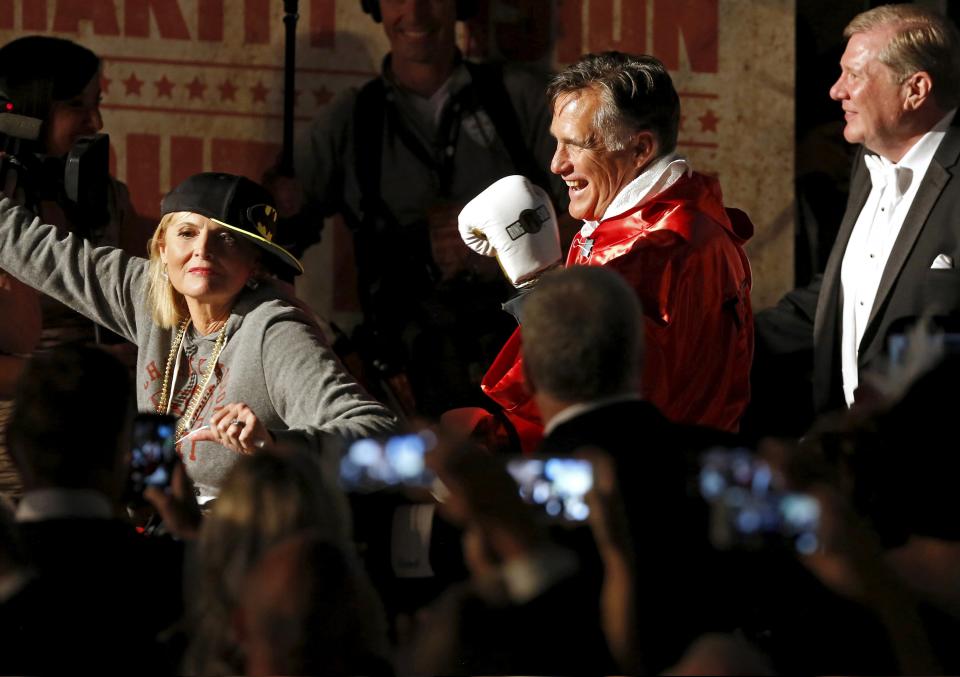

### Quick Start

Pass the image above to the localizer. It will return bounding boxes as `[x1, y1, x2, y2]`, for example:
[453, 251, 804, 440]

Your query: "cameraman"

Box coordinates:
[0, 36, 141, 501]
[270, 0, 567, 419]
[0, 36, 136, 246]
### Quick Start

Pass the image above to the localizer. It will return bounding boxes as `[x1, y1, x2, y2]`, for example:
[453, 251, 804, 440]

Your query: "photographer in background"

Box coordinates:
[271, 0, 567, 419]
[0, 36, 146, 254]
[0, 36, 143, 501]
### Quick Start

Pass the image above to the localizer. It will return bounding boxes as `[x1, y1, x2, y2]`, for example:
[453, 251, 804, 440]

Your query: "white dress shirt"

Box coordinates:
[839, 109, 957, 406]
[543, 393, 643, 435]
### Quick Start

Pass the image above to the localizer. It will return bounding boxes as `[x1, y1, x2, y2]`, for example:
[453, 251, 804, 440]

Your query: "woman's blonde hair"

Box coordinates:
[186, 449, 375, 676]
[146, 212, 189, 329]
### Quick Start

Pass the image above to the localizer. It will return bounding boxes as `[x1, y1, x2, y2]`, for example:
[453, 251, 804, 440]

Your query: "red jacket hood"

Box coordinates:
[603, 172, 754, 246]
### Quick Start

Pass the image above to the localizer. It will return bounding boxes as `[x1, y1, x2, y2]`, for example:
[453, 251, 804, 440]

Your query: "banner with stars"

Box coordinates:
[0, 0, 793, 320]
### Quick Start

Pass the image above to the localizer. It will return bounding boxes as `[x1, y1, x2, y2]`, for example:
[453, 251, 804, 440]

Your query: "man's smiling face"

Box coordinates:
[549, 89, 644, 222]
[829, 26, 912, 160]
[381, 0, 457, 66]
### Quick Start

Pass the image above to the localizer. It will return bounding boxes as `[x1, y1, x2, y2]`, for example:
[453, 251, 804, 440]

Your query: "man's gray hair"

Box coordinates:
[521, 266, 643, 402]
[547, 51, 680, 153]
[845, 4, 960, 109]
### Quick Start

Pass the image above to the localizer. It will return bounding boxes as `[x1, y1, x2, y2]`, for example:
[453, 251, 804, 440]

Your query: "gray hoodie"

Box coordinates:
[0, 197, 398, 496]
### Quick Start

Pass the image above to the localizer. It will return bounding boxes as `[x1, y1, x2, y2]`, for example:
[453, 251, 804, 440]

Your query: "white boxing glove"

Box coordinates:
[458, 175, 561, 287]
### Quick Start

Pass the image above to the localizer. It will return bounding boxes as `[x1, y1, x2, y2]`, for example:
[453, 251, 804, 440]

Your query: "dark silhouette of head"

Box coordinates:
[522, 265, 644, 402]
[237, 531, 392, 676]
[7, 345, 132, 497]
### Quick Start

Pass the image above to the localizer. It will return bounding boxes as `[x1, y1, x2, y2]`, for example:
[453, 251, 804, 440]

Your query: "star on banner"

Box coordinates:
[186, 77, 206, 100]
[251, 81, 269, 103]
[101, 76, 111, 95]
[217, 80, 238, 101]
[154, 76, 175, 98]
[698, 110, 719, 133]
[313, 86, 333, 106]
[123, 73, 144, 96]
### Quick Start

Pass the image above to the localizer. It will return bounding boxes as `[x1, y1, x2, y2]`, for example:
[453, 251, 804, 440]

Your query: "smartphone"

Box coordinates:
[887, 331, 960, 367]
[339, 431, 437, 493]
[126, 413, 178, 500]
[505, 456, 593, 522]
[699, 448, 820, 554]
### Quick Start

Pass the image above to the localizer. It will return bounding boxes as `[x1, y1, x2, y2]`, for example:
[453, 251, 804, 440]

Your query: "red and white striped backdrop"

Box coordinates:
[0, 0, 794, 323]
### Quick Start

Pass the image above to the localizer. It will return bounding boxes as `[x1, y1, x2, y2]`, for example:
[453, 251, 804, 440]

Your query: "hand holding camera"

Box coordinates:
[127, 412, 202, 539]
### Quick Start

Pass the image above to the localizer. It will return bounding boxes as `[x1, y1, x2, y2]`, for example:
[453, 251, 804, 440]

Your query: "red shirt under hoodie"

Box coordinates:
[481, 170, 754, 452]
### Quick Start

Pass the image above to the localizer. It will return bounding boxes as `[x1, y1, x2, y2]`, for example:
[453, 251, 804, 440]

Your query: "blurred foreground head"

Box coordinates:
[237, 530, 393, 677]
[190, 448, 383, 675]
[7, 345, 131, 496]
[522, 265, 643, 402]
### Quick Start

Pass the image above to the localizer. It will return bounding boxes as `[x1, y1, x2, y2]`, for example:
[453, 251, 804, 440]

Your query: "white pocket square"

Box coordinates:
[931, 253, 954, 269]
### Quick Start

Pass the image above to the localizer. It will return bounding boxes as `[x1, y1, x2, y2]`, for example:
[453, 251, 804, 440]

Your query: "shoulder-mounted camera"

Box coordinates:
[0, 87, 110, 228]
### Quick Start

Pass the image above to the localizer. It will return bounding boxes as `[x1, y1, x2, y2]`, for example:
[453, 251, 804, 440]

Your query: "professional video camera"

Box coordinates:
[0, 87, 111, 231]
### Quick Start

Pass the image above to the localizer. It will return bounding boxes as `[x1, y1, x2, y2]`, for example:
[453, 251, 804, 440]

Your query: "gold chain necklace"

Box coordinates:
[156, 318, 190, 416]
[155, 318, 229, 440]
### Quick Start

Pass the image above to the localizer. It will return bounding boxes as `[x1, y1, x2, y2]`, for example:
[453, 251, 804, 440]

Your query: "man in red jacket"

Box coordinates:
[459, 51, 754, 450]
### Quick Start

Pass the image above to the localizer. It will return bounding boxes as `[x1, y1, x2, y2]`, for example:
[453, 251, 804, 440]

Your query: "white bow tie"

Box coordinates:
[864, 153, 913, 205]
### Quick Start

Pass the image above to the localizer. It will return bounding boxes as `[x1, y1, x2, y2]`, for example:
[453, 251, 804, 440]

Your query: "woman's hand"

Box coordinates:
[193, 402, 274, 455]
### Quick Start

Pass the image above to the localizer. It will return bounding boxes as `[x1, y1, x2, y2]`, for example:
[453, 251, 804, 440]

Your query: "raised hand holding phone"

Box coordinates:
[504, 455, 594, 523]
[339, 431, 438, 493]
[126, 413, 178, 501]
[699, 447, 821, 554]
[143, 461, 203, 540]
[128, 412, 202, 538]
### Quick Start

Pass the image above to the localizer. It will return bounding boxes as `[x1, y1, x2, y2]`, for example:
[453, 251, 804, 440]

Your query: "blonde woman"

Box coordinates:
[0, 172, 397, 497]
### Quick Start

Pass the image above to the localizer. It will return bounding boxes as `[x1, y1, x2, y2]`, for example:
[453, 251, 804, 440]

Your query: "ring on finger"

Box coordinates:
[230, 419, 245, 428]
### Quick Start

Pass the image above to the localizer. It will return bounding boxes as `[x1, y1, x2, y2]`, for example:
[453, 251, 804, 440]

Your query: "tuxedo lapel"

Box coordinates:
[862, 122, 960, 353]
[862, 162, 949, 338]
[814, 149, 871, 350]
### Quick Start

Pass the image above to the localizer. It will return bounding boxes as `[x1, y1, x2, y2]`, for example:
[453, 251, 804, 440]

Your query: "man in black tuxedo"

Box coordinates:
[0, 345, 184, 673]
[519, 265, 733, 672]
[814, 4, 960, 413]
[523, 266, 730, 503]
[520, 266, 900, 675]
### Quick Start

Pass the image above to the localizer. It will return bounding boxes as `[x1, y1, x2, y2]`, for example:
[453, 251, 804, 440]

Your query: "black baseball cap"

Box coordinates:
[160, 172, 303, 275]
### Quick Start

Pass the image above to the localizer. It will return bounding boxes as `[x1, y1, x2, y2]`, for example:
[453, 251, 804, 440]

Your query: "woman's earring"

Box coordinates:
[161, 265, 169, 280]
[246, 276, 260, 290]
